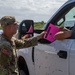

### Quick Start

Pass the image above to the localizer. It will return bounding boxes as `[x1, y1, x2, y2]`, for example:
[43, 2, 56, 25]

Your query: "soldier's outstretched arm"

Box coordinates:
[13, 31, 46, 49]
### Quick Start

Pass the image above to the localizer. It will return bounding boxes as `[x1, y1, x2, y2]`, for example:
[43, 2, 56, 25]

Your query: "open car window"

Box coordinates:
[57, 6, 75, 30]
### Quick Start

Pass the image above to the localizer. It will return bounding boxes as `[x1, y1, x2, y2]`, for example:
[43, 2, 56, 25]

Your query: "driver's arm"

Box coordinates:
[54, 30, 72, 40]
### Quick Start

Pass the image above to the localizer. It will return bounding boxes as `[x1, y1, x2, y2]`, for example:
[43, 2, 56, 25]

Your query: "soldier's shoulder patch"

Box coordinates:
[2, 49, 10, 56]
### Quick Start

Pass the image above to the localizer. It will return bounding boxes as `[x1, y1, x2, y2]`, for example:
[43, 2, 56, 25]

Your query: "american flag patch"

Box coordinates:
[2, 49, 9, 56]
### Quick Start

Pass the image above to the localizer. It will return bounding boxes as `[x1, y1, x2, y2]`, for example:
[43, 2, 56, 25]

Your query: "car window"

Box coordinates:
[65, 7, 75, 28]
[57, 7, 75, 29]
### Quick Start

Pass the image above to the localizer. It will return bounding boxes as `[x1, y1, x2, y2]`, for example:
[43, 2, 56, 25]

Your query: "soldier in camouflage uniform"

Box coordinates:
[0, 16, 46, 75]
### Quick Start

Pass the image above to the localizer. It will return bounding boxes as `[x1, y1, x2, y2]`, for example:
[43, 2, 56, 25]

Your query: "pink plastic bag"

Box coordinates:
[44, 23, 60, 42]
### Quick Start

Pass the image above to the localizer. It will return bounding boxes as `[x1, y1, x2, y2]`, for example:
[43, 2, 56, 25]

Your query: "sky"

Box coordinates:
[0, 0, 68, 22]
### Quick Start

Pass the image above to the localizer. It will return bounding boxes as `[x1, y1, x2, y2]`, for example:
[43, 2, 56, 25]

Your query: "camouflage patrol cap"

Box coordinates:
[0, 16, 18, 28]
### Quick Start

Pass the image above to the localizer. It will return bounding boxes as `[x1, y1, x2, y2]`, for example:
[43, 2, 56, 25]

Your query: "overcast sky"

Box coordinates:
[0, 0, 68, 22]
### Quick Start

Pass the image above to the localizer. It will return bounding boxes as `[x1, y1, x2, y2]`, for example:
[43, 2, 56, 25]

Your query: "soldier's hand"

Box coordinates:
[37, 31, 46, 40]
[22, 34, 30, 39]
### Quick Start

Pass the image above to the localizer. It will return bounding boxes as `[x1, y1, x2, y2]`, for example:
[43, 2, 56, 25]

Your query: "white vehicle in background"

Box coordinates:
[17, 0, 75, 75]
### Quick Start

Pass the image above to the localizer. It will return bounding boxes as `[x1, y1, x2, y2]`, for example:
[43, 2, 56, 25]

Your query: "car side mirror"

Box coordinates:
[18, 20, 34, 39]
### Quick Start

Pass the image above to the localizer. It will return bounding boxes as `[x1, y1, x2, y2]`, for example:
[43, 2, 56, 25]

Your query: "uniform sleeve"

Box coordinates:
[14, 37, 38, 49]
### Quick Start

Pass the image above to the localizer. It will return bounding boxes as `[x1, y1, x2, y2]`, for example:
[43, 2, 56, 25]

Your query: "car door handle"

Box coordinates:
[57, 50, 67, 59]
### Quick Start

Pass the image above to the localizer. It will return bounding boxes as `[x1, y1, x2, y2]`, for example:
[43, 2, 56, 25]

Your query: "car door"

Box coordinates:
[34, 1, 75, 75]
[34, 40, 72, 75]
[70, 40, 75, 75]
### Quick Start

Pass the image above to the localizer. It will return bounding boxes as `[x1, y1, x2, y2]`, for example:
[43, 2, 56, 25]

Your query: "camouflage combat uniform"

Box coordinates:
[0, 34, 38, 75]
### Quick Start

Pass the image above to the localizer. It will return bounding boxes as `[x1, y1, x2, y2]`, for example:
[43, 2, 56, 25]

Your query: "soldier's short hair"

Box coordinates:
[0, 16, 18, 28]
